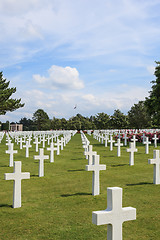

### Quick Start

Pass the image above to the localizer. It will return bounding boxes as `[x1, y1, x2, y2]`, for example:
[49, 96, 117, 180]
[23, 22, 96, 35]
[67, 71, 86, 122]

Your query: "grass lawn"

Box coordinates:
[0, 133, 160, 239]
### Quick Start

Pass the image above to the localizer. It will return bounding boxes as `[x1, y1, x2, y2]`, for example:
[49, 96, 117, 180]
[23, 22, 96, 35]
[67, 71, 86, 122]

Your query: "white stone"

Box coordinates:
[143, 137, 151, 154]
[92, 187, 136, 240]
[47, 142, 57, 163]
[33, 137, 40, 152]
[23, 141, 32, 158]
[126, 142, 138, 166]
[55, 139, 60, 155]
[131, 135, 138, 148]
[123, 134, 128, 146]
[104, 135, 109, 147]
[19, 138, 25, 150]
[5, 143, 18, 167]
[148, 150, 160, 184]
[86, 155, 106, 196]
[152, 134, 158, 148]
[4, 161, 30, 208]
[85, 145, 97, 165]
[108, 136, 115, 151]
[34, 148, 49, 177]
[114, 139, 123, 157]
[42, 135, 46, 148]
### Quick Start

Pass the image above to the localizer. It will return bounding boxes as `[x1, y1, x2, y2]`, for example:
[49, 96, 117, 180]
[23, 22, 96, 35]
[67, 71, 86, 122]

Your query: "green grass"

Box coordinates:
[0, 133, 160, 239]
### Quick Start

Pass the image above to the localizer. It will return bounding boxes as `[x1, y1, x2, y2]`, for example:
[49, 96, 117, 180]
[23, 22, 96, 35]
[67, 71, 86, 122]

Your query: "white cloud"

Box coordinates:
[146, 65, 155, 75]
[33, 65, 84, 90]
[81, 85, 149, 113]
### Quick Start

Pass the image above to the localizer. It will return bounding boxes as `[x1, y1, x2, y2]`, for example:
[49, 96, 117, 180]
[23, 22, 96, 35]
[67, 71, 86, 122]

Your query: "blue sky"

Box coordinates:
[0, 0, 160, 122]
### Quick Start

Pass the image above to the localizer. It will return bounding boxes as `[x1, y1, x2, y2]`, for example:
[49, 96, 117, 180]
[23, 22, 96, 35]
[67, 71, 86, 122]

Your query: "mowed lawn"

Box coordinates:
[0, 133, 160, 240]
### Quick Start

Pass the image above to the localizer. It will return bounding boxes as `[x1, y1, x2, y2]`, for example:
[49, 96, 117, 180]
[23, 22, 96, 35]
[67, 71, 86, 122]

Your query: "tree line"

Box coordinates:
[16, 103, 150, 131]
[0, 61, 160, 130]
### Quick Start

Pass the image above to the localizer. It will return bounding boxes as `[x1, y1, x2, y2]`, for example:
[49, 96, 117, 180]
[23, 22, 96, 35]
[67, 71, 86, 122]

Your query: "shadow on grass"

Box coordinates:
[30, 174, 39, 177]
[68, 169, 84, 172]
[0, 204, 12, 208]
[111, 164, 128, 167]
[61, 192, 92, 197]
[0, 165, 8, 167]
[71, 158, 83, 161]
[126, 182, 153, 186]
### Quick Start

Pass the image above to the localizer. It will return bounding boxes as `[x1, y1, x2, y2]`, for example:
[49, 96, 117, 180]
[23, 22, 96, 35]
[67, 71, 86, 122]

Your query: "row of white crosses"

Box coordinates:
[87, 130, 160, 238]
[83, 132, 137, 238]
[4, 130, 76, 208]
[81, 132, 106, 196]
[94, 131, 160, 158]
[92, 131, 160, 184]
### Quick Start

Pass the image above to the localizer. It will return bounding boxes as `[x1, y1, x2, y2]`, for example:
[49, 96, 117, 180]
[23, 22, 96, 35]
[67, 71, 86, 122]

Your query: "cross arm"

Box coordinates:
[92, 210, 112, 225]
[4, 173, 14, 181]
[21, 172, 30, 180]
[122, 207, 136, 222]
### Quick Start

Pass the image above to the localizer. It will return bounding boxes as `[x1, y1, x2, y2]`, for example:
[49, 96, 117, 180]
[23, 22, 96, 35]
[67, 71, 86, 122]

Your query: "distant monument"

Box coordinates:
[10, 123, 23, 131]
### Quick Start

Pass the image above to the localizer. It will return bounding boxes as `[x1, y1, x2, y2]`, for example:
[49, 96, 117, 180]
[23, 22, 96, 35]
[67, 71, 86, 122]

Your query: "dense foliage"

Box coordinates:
[145, 61, 160, 127]
[17, 108, 138, 131]
[0, 72, 24, 115]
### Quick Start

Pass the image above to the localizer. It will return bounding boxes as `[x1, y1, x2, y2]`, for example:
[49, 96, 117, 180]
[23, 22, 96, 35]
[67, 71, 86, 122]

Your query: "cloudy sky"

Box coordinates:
[0, 0, 159, 122]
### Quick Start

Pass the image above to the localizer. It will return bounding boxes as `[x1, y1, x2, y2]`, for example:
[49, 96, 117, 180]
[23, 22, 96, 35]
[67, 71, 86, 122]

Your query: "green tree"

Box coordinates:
[145, 61, 160, 127]
[19, 117, 36, 131]
[51, 117, 62, 130]
[128, 101, 151, 129]
[110, 109, 128, 129]
[0, 72, 24, 115]
[32, 109, 50, 130]
[1, 121, 10, 130]
[93, 112, 110, 129]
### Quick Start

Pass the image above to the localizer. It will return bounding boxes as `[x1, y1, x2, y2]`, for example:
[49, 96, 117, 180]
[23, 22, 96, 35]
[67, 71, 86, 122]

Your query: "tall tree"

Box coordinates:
[109, 109, 128, 129]
[33, 109, 50, 130]
[145, 61, 160, 127]
[0, 72, 24, 115]
[128, 101, 151, 129]
[19, 117, 35, 131]
[94, 112, 110, 129]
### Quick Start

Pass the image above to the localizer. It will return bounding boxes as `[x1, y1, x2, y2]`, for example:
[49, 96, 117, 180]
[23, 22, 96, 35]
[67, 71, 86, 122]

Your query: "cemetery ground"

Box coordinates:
[0, 133, 160, 240]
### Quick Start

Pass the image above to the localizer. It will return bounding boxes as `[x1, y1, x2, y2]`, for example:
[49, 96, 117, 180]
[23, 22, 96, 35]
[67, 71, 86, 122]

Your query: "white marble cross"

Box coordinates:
[55, 139, 60, 155]
[123, 134, 128, 146]
[92, 187, 136, 240]
[108, 136, 115, 151]
[47, 142, 57, 163]
[131, 135, 138, 148]
[114, 139, 123, 157]
[41, 135, 46, 148]
[59, 137, 64, 150]
[148, 150, 160, 184]
[152, 134, 158, 148]
[83, 142, 89, 154]
[126, 142, 138, 166]
[46, 135, 50, 145]
[19, 138, 25, 150]
[23, 141, 32, 158]
[33, 137, 40, 152]
[5, 143, 18, 167]
[104, 135, 109, 147]
[34, 148, 49, 177]
[4, 161, 30, 208]
[86, 155, 106, 195]
[143, 137, 151, 154]
[85, 145, 97, 165]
